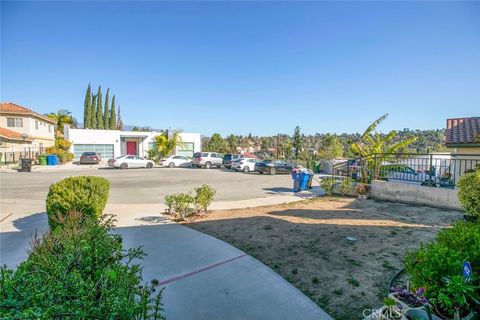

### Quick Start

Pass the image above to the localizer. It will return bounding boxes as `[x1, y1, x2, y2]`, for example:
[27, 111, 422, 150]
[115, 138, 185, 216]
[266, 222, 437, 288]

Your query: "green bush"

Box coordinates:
[46, 176, 110, 228]
[46, 147, 74, 164]
[458, 170, 480, 218]
[340, 177, 354, 195]
[0, 212, 164, 319]
[55, 138, 71, 151]
[320, 177, 336, 196]
[164, 194, 175, 213]
[404, 221, 480, 316]
[194, 184, 216, 212]
[173, 193, 194, 219]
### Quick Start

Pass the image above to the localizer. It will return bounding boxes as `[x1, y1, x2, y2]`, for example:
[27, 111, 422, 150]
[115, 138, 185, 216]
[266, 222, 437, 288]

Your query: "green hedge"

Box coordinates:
[46, 176, 110, 228]
[0, 212, 164, 319]
[458, 170, 480, 218]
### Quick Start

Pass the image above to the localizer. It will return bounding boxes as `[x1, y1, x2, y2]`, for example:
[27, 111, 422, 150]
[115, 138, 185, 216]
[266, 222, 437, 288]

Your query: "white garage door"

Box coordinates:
[73, 144, 114, 160]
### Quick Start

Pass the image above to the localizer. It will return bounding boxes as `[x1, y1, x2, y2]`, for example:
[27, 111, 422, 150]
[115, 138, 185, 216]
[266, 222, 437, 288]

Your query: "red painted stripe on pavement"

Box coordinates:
[158, 253, 248, 286]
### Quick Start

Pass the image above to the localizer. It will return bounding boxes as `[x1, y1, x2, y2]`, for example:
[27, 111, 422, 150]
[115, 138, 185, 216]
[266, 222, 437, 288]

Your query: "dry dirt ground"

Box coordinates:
[185, 197, 463, 320]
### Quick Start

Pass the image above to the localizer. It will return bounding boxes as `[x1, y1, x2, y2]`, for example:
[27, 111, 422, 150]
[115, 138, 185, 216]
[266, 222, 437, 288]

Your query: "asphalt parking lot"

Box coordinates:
[1, 167, 294, 217]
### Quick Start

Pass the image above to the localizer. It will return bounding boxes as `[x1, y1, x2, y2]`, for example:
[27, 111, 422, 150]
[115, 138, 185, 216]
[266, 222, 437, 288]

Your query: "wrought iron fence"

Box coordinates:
[332, 153, 480, 188]
[0, 147, 45, 165]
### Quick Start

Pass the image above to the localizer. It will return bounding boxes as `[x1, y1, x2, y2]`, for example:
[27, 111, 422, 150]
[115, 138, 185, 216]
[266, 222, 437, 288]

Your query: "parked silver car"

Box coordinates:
[192, 152, 223, 169]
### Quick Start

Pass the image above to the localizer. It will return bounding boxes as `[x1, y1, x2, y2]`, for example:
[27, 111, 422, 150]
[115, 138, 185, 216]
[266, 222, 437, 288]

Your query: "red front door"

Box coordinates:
[126, 141, 137, 155]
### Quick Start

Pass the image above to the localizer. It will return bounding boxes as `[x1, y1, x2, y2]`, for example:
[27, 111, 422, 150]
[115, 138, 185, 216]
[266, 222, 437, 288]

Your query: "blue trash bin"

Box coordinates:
[47, 154, 58, 166]
[292, 171, 302, 192]
[300, 171, 310, 191]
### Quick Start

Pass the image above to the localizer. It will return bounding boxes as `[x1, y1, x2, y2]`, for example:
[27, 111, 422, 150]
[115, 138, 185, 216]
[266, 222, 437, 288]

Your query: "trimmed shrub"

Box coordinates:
[55, 138, 71, 151]
[194, 184, 216, 212]
[404, 221, 480, 317]
[0, 212, 164, 319]
[171, 193, 194, 219]
[458, 170, 480, 218]
[46, 176, 110, 228]
[46, 147, 74, 164]
[320, 177, 336, 196]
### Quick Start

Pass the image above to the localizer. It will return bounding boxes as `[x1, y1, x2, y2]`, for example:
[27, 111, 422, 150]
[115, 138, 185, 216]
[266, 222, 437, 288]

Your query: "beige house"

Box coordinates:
[0, 102, 55, 157]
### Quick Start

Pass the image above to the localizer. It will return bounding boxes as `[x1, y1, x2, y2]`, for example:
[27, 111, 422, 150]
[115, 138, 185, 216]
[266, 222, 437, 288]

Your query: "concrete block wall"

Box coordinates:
[371, 180, 463, 211]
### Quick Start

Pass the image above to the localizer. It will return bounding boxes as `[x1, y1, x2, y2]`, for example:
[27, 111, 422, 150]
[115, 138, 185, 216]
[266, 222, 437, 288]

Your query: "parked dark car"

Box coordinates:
[223, 154, 242, 169]
[79, 152, 101, 164]
[254, 159, 294, 175]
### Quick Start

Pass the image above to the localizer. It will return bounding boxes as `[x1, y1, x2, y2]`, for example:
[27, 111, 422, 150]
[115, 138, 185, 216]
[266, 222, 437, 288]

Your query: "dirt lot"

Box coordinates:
[186, 197, 463, 320]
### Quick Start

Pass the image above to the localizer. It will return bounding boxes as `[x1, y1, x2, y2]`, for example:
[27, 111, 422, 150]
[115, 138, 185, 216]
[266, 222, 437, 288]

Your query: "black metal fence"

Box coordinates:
[332, 153, 480, 188]
[1, 147, 45, 165]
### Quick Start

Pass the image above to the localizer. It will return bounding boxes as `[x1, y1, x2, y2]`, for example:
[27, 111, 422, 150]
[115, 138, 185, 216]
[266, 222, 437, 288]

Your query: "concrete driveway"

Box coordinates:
[0, 168, 331, 319]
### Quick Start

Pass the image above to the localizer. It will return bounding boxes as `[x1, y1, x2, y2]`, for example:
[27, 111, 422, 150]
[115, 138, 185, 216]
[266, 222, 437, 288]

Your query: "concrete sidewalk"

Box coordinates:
[120, 223, 332, 320]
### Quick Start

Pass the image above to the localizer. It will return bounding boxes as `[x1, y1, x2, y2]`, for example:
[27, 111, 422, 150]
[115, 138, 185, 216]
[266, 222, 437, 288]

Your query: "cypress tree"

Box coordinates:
[109, 95, 116, 130]
[96, 86, 103, 129]
[104, 88, 110, 129]
[83, 84, 92, 128]
[91, 94, 97, 128]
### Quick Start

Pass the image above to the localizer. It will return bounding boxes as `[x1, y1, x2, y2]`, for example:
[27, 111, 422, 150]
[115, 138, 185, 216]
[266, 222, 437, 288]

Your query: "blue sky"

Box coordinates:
[1, 1, 479, 136]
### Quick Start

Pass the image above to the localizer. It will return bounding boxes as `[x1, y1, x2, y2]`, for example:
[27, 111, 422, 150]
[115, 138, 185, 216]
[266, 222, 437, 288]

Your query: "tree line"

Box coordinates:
[202, 117, 448, 160]
[83, 84, 122, 130]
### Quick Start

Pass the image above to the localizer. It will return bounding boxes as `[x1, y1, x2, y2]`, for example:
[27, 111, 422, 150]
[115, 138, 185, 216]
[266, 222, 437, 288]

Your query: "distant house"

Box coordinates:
[445, 117, 480, 154]
[0, 102, 55, 155]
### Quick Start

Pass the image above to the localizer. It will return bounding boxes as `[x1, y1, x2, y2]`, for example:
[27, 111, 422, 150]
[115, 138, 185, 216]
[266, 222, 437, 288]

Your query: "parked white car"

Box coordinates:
[233, 158, 257, 173]
[108, 155, 154, 169]
[160, 155, 192, 168]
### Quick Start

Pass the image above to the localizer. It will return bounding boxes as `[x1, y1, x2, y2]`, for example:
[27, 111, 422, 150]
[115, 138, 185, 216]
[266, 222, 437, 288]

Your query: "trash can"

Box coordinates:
[292, 171, 302, 192]
[20, 158, 32, 172]
[299, 171, 310, 191]
[38, 155, 47, 165]
[47, 154, 58, 166]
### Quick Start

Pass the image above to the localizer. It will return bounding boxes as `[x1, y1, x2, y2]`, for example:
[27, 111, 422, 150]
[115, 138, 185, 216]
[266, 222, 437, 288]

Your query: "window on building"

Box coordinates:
[176, 142, 195, 157]
[48, 125, 52, 133]
[7, 117, 23, 128]
[35, 120, 39, 129]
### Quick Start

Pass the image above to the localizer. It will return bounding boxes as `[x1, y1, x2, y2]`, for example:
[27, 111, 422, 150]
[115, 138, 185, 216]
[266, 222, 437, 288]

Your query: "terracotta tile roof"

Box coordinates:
[0, 127, 32, 141]
[0, 102, 56, 124]
[446, 117, 480, 145]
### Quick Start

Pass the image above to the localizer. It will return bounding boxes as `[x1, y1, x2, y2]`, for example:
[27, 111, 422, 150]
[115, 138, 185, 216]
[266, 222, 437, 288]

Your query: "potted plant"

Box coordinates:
[431, 276, 479, 320]
[381, 297, 404, 319]
[390, 286, 428, 311]
[356, 183, 370, 199]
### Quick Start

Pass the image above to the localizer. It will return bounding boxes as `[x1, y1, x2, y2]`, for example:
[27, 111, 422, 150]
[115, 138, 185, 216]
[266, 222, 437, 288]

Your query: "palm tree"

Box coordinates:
[351, 114, 417, 181]
[152, 131, 183, 158]
[47, 109, 78, 137]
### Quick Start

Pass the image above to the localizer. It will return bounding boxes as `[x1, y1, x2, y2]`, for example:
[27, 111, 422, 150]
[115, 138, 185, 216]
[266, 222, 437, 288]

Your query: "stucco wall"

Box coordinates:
[370, 180, 463, 211]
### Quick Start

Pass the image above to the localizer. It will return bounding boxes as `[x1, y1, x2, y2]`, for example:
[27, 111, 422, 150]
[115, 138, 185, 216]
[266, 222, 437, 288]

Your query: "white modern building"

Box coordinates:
[64, 126, 201, 160]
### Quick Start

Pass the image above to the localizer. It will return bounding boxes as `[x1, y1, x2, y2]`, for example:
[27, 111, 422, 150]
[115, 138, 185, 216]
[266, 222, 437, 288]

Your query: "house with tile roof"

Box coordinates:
[0, 102, 56, 157]
[445, 117, 480, 154]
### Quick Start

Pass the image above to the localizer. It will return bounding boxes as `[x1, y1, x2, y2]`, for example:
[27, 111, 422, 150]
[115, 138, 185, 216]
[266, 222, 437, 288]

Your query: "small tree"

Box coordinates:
[96, 86, 103, 129]
[47, 109, 78, 137]
[153, 132, 183, 158]
[351, 114, 417, 182]
[206, 133, 228, 153]
[103, 88, 110, 129]
[109, 95, 116, 130]
[317, 134, 343, 160]
[90, 94, 97, 128]
[83, 84, 92, 128]
[293, 126, 302, 159]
